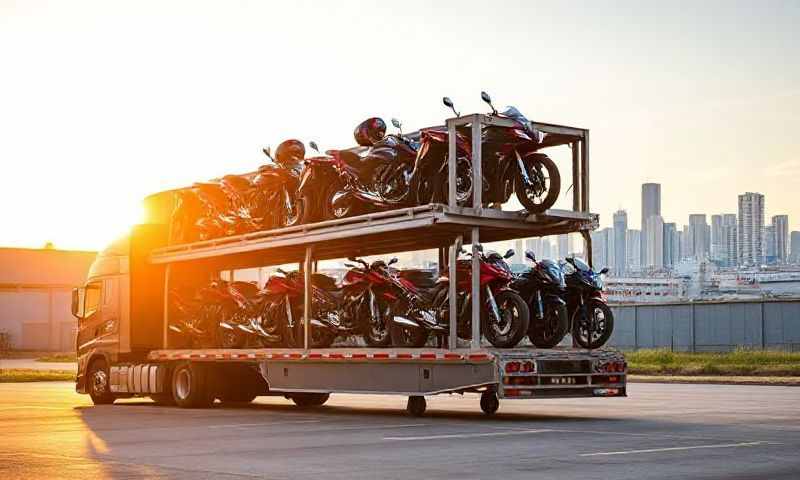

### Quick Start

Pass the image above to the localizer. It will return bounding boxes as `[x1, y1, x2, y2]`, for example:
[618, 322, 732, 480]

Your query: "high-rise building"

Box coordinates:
[513, 238, 525, 265]
[525, 237, 543, 260]
[790, 231, 800, 264]
[721, 214, 737, 267]
[680, 224, 690, 261]
[772, 215, 789, 263]
[738, 192, 765, 266]
[640, 183, 661, 266]
[663, 222, 678, 268]
[626, 229, 641, 272]
[541, 238, 553, 260]
[557, 234, 571, 259]
[645, 215, 664, 269]
[688, 214, 710, 260]
[613, 210, 627, 275]
[764, 226, 777, 264]
[591, 228, 615, 271]
[710, 214, 724, 262]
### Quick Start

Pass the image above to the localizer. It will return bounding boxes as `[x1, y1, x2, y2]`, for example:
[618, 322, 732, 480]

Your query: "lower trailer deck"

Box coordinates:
[143, 347, 627, 399]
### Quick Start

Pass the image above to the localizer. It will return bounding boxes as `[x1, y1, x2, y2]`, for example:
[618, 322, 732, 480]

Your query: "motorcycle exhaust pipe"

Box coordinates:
[219, 322, 236, 331]
[392, 316, 421, 329]
[168, 324, 183, 333]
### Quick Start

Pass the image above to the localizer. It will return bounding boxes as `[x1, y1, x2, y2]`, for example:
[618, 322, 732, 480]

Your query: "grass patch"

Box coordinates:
[0, 369, 75, 382]
[627, 349, 800, 377]
[36, 353, 77, 363]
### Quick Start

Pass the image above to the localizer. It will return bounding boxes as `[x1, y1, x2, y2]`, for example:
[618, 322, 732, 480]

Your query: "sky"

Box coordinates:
[1, 0, 798, 251]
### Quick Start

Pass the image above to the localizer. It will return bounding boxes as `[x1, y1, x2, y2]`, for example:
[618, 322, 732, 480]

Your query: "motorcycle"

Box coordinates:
[562, 256, 614, 349]
[512, 250, 570, 348]
[461, 91, 561, 213]
[168, 280, 249, 348]
[429, 245, 530, 348]
[251, 140, 306, 229]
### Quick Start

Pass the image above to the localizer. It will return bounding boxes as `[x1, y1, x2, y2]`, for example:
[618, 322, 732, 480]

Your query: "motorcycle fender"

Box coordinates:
[331, 189, 354, 211]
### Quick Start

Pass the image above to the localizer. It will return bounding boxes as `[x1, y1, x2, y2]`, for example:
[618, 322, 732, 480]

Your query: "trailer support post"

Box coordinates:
[447, 118, 457, 208]
[580, 131, 590, 212]
[471, 115, 482, 211]
[571, 141, 580, 212]
[448, 236, 461, 349]
[303, 246, 313, 351]
[163, 263, 171, 349]
[471, 227, 481, 349]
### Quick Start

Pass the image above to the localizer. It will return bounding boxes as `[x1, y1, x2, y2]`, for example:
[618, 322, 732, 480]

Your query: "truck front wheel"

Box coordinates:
[88, 358, 116, 405]
[172, 362, 215, 408]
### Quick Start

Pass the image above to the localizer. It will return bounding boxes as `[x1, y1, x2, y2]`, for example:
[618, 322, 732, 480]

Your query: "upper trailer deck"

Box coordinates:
[149, 204, 598, 268]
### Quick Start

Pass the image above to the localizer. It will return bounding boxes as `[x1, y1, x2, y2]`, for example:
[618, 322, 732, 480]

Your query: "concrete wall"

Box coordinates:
[608, 299, 800, 352]
[0, 248, 96, 351]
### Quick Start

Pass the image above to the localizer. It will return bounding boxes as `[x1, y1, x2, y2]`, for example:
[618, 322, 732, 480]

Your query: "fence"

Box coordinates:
[608, 299, 800, 352]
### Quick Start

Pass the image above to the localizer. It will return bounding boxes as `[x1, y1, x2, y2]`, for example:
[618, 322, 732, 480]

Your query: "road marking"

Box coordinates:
[580, 441, 777, 457]
[0, 405, 66, 410]
[209, 420, 321, 428]
[384, 429, 553, 441]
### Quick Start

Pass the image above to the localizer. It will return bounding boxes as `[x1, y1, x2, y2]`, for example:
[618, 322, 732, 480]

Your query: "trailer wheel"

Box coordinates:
[290, 393, 330, 408]
[88, 358, 116, 405]
[172, 362, 215, 408]
[407, 396, 427, 417]
[480, 391, 499, 416]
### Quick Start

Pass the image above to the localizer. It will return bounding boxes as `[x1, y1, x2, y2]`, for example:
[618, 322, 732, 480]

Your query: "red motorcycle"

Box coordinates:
[168, 280, 253, 348]
[429, 245, 530, 348]
[251, 140, 306, 229]
[474, 92, 561, 213]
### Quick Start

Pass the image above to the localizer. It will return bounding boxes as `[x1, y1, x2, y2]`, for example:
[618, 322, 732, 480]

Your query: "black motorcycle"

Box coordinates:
[562, 256, 614, 349]
[512, 250, 569, 348]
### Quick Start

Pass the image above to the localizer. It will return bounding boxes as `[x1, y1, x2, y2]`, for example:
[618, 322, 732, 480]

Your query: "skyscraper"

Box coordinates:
[790, 231, 800, 264]
[710, 214, 724, 262]
[591, 228, 615, 271]
[688, 214, 710, 260]
[613, 210, 627, 275]
[764, 225, 777, 264]
[680, 224, 690, 261]
[721, 214, 737, 267]
[738, 192, 765, 266]
[640, 183, 661, 266]
[557, 234, 571, 259]
[772, 215, 789, 263]
[663, 222, 677, 268]
[626, 229, 641, 272]
[645, 215, 664, 269]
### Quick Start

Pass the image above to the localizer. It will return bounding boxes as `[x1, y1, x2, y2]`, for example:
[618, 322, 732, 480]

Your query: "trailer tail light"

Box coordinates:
[504, 361, 535, 374]
[503, 388, 533, 397]
[505, 361, 521, 373]
[503, 376, 535, 386]
[594, 360, 627, 373]
[593, 388, 620, 397]
[521, 361, 535, 373]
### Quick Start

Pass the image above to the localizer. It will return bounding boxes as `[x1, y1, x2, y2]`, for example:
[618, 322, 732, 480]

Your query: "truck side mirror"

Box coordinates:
[71, 287, 85, 318]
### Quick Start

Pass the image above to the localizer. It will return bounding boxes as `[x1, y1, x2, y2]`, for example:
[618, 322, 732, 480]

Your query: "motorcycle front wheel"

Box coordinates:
[482, 290, 530, 348]
[277, 190, 305, 228]
[515, 153, 560, 214]
[529, 301, 568, 348]
[572, 299, 614, 349]
[321, 183, 362, 220]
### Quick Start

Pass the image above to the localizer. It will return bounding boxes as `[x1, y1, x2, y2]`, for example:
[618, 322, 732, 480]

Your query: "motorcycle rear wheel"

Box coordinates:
[515, 153, 560, 214]
[482, 291, 530, 348]
[572, 300, 614, 349]
[389, 322, 429, 348]
[529, 302, 568, 348]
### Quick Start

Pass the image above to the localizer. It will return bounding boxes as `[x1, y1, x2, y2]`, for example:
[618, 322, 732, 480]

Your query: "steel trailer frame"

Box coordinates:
[152, 114, 594, 355]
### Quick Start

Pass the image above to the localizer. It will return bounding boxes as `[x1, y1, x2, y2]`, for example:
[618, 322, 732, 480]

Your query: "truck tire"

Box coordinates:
[290, 393, 330, 408]
[87, 358, 116, 405]
[480, 391, 499, 415]
[171, 362, 215, 408]
[407, 395, 427, 416]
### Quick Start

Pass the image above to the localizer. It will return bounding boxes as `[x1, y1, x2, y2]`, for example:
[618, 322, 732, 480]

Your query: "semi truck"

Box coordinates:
[70, 114, 626, 416]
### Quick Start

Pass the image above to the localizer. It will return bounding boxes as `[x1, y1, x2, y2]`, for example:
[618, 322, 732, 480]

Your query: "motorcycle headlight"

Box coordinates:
[593, 274, 605, 290]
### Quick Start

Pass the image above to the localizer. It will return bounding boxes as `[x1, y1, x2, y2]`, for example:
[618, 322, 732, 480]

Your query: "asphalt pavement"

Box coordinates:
[0, 381, 798, 479]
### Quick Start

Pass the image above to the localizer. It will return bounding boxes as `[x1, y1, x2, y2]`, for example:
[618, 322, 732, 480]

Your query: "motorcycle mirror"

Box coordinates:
[474, 244, 484, 252]
[480, 91, 498, 115]
[347, 256, 357, 262]
[566, 256, 575, 265]
[309, 141, 320, 153]
[525, 250, 536, 262]
[504, 249, 515, 259]
[442, 96, 460, 117]
[262, 146, 274, 160]
[391, 118, 402, 134]
[600, 267, 609, 275]
[388, 257, 399, 265]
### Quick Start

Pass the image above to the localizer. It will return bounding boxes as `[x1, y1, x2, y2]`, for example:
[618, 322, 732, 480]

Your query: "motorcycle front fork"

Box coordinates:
[515, 150, 534, 188]
[460, 286, 500, 323]
[534, 290, 544, 320]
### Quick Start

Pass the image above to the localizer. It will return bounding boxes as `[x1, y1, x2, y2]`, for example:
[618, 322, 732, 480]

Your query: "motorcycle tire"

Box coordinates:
[572, 299, 614, 349]
[217, 323, 245, 349]
[481, 290, 530, 348]
[277, 191, 305, 228]
[286, 320, 336, 349]
[435, 156, 474, 207]
[515, 153, 560, 214]
[362, 298, 392, 347]
[321, 183, 362, 221]
[529, 302, 569, 349]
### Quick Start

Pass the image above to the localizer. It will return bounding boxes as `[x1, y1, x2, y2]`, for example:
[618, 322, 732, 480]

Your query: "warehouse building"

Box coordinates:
[0, 247, 96, 351]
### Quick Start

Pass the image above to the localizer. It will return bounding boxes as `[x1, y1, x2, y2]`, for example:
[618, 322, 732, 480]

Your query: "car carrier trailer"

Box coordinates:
[72, 113, 627, 415]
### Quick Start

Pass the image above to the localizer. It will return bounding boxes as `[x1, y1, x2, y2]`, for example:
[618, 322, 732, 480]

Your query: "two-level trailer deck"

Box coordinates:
[74, 114, 626, 416]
